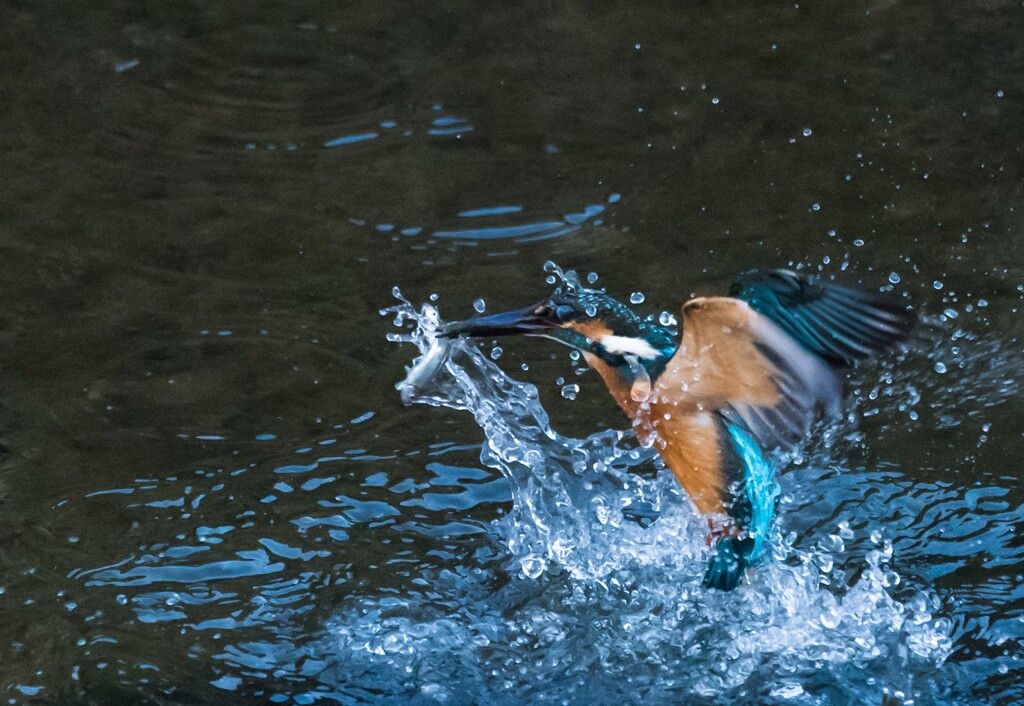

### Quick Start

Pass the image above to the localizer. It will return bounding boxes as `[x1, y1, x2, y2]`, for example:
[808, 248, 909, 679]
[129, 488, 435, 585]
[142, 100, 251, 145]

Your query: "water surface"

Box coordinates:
[1, 0, 1023, 703]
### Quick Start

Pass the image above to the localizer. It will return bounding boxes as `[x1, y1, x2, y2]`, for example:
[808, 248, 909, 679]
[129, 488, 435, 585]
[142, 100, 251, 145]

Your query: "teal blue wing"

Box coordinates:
[729, 269, 914, 367]
[704, 270, 912, 590]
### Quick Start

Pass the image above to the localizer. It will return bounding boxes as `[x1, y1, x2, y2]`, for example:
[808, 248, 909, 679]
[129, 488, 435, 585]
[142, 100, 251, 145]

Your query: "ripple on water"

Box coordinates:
[336, 289, 956, 704]
[64, 280, 1005, 704]
[346, 189, 621, 251]
[108, 33, 622, 256]
[65, 401, 511, 696]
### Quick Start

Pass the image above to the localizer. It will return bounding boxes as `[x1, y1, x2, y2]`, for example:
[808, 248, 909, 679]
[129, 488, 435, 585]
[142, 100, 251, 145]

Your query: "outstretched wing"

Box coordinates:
[637, 297, 841, 517]
[650, 296, 842, 453]
[729, 268, 915, 367]
[641, 282, 911, 589]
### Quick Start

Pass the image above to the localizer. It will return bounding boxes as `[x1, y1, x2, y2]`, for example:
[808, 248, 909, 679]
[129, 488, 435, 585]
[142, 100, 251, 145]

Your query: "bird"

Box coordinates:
[439, 268, 914, 590]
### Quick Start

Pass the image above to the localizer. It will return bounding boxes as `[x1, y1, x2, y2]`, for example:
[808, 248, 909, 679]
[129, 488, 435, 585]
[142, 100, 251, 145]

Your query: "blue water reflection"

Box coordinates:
[258, 106, 622, 248]
[323, 132, 379, 148]
[53, 299, 1024, 704]
[458, 206, 523, 218]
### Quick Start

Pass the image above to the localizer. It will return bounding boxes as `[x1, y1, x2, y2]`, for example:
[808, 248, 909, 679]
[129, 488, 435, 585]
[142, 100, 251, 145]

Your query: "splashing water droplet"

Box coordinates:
[626, 357, 652, 401]
[659, 311, 677, 327]
[772, 683, 806, 699]
[587, 272, 599, 284]
[934, 361, 947, 374]
[561, 384, 580, 400]
[380, 283, 954, 702]
[630, 292, 646, 305]
[543, 261, 584, 293]
[543, 260, 566, 281]
[888, 272, 901, 284]
[490, 346, 503, 360]
[520, 554, 545, 579]
[473, 298, 486, 313]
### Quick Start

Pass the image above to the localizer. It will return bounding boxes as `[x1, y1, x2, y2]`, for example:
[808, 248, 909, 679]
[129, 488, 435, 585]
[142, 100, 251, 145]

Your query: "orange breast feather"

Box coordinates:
[585, 296, 839, 519]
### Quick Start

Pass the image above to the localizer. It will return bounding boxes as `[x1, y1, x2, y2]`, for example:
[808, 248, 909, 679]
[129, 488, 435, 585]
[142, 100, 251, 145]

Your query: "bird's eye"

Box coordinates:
[555, 305, 575, 322]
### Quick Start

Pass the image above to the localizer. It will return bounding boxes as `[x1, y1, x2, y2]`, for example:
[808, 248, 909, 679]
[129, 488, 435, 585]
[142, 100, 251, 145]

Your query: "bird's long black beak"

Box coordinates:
[440, 304, 559, 338]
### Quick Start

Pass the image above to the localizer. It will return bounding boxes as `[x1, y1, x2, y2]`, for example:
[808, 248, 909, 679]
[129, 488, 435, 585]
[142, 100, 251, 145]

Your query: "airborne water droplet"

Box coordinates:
[473, 298, 486, 313]
[630, 292, 646, 305]
[384, 284, 955, 690]
[543, 261, 568, 285]
[561, 384, 580, 400]
[659, 311, 677, 327]
[519, 554, 545, 579]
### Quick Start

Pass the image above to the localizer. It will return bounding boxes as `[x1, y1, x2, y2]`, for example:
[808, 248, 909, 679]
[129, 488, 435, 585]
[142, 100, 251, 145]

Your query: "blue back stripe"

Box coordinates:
[725, 425, 777, 559]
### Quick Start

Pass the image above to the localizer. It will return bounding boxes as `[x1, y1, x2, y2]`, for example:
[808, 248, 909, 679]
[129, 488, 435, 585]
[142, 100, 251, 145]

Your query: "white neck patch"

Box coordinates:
[598, 334, 661, 360]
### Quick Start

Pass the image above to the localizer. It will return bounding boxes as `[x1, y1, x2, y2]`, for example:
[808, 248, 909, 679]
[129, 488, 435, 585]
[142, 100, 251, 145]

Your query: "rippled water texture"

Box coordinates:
[2, 0, 1024, 704]
[375, 291, 956, 703]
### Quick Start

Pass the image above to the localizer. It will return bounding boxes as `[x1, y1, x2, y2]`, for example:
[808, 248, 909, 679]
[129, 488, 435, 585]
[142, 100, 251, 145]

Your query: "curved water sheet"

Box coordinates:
[294, 288, 954, 705]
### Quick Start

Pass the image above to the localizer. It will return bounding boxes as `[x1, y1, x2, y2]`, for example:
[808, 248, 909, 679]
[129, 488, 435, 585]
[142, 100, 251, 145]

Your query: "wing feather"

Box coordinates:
[622, 274, 910, 523]
[729, 268, 914, 366]
[649, 297, 841, 454]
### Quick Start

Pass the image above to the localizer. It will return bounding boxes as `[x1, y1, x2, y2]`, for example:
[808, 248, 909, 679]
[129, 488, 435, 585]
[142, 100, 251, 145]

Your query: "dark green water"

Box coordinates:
[2, 0, 1023, 703]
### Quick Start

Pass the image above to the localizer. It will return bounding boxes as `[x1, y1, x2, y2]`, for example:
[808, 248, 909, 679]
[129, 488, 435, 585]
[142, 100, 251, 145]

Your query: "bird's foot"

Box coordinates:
[702, 536, 756, 591]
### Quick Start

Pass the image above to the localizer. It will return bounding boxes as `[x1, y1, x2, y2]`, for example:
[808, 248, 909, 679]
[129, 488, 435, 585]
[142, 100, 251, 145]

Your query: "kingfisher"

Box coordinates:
[440, 268, 914, 590]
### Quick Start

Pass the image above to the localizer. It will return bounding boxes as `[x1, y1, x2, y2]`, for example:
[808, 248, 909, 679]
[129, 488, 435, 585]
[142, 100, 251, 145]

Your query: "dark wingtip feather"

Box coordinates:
[731, 268, 914, 366]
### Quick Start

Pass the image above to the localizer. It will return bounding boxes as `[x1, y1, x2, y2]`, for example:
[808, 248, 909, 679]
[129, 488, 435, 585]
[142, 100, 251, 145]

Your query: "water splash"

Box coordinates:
[388, 287, 676, 581]
[371, 289, 954, 703]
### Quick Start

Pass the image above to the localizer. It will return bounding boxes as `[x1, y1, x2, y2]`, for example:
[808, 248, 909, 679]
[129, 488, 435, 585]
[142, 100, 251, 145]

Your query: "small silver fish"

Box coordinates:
[396, 337, 452, 405]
